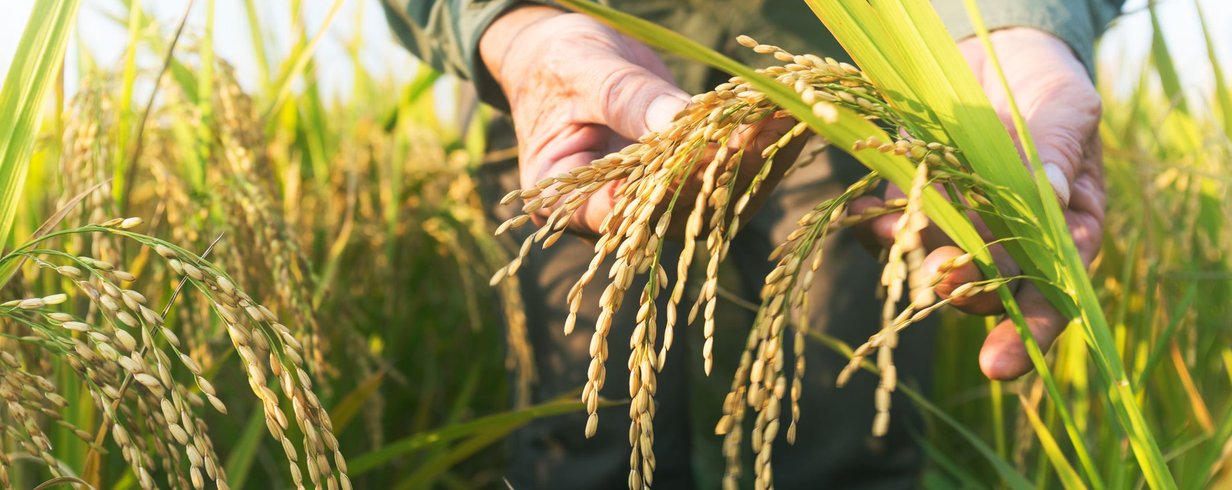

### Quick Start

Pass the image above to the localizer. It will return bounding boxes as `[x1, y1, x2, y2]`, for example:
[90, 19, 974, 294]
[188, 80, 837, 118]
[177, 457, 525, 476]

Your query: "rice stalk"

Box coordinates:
[0, 219, 349, 489]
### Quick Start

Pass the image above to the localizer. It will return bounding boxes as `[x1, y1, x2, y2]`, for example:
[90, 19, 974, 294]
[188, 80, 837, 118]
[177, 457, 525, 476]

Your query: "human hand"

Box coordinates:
[852, 27, 1105, 380]
[480, 6, 802, 236]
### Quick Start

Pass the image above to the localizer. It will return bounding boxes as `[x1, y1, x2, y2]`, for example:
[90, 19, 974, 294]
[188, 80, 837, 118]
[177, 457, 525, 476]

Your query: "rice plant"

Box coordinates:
[3, 1, 544, 488]
[490, 0, 1232, 488]
[1, 219, 348, 489]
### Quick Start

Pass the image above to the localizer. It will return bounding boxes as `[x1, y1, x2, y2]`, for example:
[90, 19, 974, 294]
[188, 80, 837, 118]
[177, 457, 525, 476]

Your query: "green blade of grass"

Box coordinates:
[917, 436, 986, 489]
[242, 0, 273, 91]
[0, 0, 81, 250]
[261, 0, 344, 120]
[1197, 398, 1232, 489]
[330, 371, 386, 433]
[1021, 398, 1088, 490]
[222, 409, 267, 490]
[986, 317, 1008, 461]
[808, 0, 1174, 484]
[194, 0, 216, 190]
[112, 1, 141, 208]
[902, 384, 1032, 490]
[395, 430, 505, 490]
[1192, 0, 1232, 138]
[1135, 283, 1198, 390]
[949, 2, 1107, 485]
[349, 397, 606, 476]
[1148, 5, 1188, 116]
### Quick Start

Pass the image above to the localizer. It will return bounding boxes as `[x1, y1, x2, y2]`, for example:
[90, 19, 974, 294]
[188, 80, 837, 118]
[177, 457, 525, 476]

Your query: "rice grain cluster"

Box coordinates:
[492, 35, 1009, 490]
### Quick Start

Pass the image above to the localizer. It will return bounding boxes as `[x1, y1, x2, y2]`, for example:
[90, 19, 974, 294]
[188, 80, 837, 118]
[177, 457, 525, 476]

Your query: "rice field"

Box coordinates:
[1, 0, 1230, 489]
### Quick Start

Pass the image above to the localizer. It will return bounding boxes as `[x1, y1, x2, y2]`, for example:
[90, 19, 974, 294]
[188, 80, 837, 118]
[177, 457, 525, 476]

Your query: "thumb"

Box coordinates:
[983, 29, 1098, 209]
[1023, 98, 1097, 208]
[585, 57, 690, 140]
[1011, 55, 1098, 208]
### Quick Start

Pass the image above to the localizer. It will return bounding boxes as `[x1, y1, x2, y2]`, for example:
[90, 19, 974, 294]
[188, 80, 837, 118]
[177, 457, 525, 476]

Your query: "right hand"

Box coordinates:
[849, 28, 1105, 381]
[480, 6, 804, 236]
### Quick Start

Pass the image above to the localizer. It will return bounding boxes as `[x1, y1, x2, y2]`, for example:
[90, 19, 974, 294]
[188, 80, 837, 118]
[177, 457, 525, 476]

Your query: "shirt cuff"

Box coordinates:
[934, 0, 1114, 76]
[462, 0, 523, 110]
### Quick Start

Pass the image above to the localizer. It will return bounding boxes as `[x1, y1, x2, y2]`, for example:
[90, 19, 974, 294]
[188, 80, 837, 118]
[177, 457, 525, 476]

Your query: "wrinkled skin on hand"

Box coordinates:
[480, 6, 802, 236]
[851, 27, 1106, 380]
[482, 7, 1104, 381]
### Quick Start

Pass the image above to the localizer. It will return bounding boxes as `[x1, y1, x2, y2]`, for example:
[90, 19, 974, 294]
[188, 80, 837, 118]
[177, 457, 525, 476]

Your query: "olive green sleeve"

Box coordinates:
[934, 0, 1125, 76]
[381, 0, 523, 109]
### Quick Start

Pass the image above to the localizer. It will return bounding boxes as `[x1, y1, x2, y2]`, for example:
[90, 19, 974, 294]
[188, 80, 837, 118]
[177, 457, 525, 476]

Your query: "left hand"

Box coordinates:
[852, 27, 1106, 380]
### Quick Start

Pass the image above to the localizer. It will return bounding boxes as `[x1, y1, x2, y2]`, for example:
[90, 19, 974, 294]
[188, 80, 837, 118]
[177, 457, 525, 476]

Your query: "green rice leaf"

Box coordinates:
[1020, 398, 1088, 490]
[348, 398, 601, 475]
[1148, 5, 1188, 116]
[1192, 0, 1232, 138]
[262, 0, 345, 120]
[222, 409, 267, 490]
[0, 0, 81, 250]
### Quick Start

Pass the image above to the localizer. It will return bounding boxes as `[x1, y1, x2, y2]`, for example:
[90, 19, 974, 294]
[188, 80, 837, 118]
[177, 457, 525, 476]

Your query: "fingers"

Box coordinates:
[979, 283, 1069, 380]
[1022, 92, 1098, 208]
[848, 195, 894, 253]
[584, 56, 690, 141]
[724, 115, 809, 221]
[1015, 57, 1097, 207]
[963, 28, 1099, 208]
[855, 209, 1071, 382]
[1066, 133, 1106, 266]
[920, 246, 1001, 315]
[920, 241, 1021, 316]
[658, 112, 806, 237]
[851, 196, 1019, 317]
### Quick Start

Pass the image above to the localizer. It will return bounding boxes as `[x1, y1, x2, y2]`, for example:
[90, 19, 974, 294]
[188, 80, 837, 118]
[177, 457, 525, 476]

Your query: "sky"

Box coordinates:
[0, 0, 422, 101]
[0, 0, 1229, 106]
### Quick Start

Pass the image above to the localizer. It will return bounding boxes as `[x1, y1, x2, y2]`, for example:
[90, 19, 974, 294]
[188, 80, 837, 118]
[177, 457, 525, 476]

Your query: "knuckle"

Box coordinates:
[1036, 126, 1086, 167]
[1087, 90, 1103, 117]
[597, 65, 644, 115]
[598, 65, 638, 98]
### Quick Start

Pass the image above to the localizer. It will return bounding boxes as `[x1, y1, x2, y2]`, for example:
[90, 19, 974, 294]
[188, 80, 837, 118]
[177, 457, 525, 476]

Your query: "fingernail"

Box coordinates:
[1043, 162, 1070, 207]
[645, 94, 689, 134]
